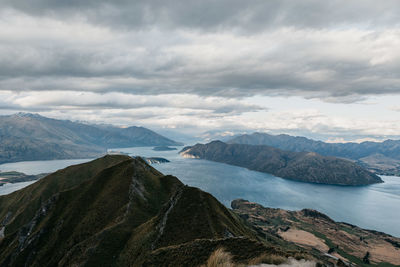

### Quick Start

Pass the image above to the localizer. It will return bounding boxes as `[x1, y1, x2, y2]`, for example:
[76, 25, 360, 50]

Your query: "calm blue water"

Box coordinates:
[0, 158, 93, 175]
[0, 181, 37, 195]
[1, 147, 399, 237]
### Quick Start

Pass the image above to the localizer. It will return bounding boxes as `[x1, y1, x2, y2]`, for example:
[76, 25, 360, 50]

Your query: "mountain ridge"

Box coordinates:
[228, 132, 400, 176]
[180, 141, 383, 185]
[0, 113, 182, 164]
[0, 155, 314, 266]
[0, 155, 397, 266]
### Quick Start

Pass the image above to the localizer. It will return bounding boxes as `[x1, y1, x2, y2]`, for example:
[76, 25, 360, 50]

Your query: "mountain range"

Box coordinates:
[0, 113, 182, 164]
[0, 155, 397, 266]
[0, 155, 317, 266]
[228, 133, 400, 176]
[180, 141, 382, 185]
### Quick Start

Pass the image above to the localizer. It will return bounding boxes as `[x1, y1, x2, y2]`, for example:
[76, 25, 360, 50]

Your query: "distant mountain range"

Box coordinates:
[0, 113, 182, 164]
[180, 141, 382, 185]
[0, 155, 397, 266]
[229, 132, 400, 176]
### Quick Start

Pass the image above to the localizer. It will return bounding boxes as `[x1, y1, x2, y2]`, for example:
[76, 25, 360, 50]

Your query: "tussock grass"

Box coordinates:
[202, 248, 234, 267]
[248, 257, 317, 267]
[201, 248, 294, 267]
[200, 246, 316, 267]
[247, 253, 286, 265]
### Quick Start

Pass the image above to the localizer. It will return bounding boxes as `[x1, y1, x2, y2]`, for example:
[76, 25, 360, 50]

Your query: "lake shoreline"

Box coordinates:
[1, 147, 399, 238]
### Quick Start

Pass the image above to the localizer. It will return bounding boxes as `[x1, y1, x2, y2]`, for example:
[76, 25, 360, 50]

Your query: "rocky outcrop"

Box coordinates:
[301, 209, 334, 223]
[144, 157, 170, 164]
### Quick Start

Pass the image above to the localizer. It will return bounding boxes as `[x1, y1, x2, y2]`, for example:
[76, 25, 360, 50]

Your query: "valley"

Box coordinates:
[2, 147, 400, 239]
[2, 1, 400, 266]
[1, 155, 399, 266]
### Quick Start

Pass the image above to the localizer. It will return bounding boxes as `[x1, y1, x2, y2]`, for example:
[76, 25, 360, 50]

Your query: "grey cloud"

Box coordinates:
[1, 0, 400, 141]
[0, 91, 264, 117]
[2, 0, 400, 31]
[0, 1, 400, 103]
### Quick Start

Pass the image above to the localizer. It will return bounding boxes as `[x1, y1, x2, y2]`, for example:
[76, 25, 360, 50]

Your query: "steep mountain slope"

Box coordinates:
[228, 133, 400, 175]
[0, 155, 312, 266]
[180, 141, 383, 185]
[232, 199, 400, 266]
[0, 113, 182, 164]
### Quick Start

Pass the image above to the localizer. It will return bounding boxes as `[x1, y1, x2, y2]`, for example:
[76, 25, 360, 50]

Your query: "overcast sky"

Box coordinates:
[1, 0, 400, 142]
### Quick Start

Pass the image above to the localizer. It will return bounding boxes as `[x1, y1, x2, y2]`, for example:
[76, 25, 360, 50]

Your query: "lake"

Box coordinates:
[1, 146, 399, 237]
[0, 181, 37, 195]
[0, 158, 93, 175]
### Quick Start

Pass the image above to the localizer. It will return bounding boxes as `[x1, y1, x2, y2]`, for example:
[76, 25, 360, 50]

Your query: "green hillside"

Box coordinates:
[0, 155, 314, 266]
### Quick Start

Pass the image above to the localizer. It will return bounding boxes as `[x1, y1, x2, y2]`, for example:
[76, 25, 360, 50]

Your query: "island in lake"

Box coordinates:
[152, 146, 178, 151]
[0, 171, 46, 186]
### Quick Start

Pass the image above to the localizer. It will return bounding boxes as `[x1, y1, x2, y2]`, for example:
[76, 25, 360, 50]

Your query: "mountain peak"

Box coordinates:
[14, 112, 45, 119]
[0, 155, 281, 266]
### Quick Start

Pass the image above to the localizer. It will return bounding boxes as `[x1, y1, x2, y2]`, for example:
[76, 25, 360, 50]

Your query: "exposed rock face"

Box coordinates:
[180, 148, 200, 159]
[144, 157, 170, 164]
[180, 141, 383, 185]
[301, 209, 334, 223]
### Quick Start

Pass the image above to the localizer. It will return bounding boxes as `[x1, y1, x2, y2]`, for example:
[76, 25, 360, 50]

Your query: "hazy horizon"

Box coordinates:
[1, 1, 400, 142]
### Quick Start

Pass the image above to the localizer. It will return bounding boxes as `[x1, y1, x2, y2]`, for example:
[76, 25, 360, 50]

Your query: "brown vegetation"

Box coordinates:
[202, 248, 234, 267]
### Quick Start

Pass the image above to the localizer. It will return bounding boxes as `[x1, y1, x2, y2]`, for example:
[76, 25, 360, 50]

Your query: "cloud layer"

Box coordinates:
[1, 1, 400, 100]
[0, 0, 399, 140]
